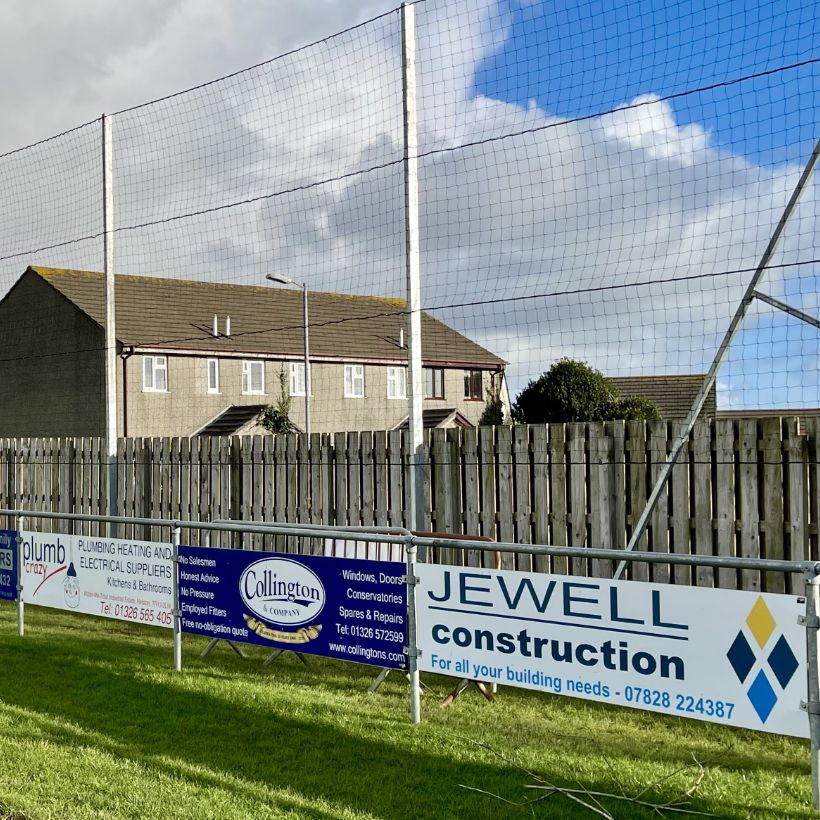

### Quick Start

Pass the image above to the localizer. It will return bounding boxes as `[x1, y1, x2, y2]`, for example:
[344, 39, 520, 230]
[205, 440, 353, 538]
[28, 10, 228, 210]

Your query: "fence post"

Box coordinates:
[172, 524, 182, 671]
[15, 515, 25, 636]
[803, 569, 820, 809]
[405, 534, 420, 724]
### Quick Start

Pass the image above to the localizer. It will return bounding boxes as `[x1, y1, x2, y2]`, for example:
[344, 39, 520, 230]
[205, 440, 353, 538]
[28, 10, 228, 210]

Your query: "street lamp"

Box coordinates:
[265, 273, 311, 441]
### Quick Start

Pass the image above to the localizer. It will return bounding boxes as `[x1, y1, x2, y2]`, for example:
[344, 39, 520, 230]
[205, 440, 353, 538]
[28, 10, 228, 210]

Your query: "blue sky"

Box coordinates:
[474, 0, 819, 166]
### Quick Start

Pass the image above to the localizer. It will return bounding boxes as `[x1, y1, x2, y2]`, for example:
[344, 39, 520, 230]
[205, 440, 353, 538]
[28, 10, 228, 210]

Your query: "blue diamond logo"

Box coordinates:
[768, 635, 799, 689]
[747, 670, 777, 723]
[727, 631, 756, 683]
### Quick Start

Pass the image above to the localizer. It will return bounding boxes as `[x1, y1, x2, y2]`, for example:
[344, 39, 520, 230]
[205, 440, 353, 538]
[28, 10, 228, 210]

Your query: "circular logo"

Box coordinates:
[239, 558, 325, 626]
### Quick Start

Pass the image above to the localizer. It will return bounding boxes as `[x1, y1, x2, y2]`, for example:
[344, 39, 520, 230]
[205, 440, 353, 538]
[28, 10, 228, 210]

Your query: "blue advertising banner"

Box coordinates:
[178, 546, 408, 669]
[0, 530, 17, 601]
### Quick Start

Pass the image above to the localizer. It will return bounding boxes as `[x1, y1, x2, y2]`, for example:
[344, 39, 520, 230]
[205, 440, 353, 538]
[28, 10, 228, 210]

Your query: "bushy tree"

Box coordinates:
[511, 358, 659, 423]
[258, 369, 297, 434]
[479, 393, 505, 426]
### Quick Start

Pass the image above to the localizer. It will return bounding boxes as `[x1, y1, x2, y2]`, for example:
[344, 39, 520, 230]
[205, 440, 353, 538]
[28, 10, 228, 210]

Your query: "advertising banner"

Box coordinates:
[20, 531, 173, 628]
[0, 530, 16, 601]
[417, 565, 808, 737]
[178, 546, 407, 669]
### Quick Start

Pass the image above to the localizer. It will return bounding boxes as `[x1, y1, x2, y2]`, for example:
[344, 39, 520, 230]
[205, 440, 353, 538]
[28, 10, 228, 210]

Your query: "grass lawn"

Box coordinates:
[0, 602, 812, 819]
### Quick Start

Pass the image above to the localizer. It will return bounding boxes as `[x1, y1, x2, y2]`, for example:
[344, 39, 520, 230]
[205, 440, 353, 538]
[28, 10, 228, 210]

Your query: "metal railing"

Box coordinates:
[2, 506, 819, 810]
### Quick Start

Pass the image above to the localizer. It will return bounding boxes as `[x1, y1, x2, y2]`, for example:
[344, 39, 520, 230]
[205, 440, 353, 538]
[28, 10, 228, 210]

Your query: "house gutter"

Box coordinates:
[126, 344, 506, 370]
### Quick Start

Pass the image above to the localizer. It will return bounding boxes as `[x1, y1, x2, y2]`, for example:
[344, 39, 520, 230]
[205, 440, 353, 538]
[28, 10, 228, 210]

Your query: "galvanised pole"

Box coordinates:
[803, 571, 820, 809]
[102, 113, 118, 538]
[172, 524, 182, 671]
[401, 1, 426, 544]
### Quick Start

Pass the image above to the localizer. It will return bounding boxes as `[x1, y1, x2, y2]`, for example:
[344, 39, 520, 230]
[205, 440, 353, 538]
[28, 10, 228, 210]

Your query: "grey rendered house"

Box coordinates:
[0, 266, 507, 437]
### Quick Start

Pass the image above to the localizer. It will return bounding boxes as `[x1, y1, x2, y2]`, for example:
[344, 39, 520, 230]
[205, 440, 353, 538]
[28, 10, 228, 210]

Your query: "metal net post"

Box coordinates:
[172, 525, 182, 671]
[804, 571, 820, 809]
[405, 535, 421, 724]
[15, 516, 25, 637]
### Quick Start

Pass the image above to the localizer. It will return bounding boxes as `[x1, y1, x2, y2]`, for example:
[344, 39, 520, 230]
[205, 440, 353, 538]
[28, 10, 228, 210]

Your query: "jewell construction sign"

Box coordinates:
[416, 565, 807, 737]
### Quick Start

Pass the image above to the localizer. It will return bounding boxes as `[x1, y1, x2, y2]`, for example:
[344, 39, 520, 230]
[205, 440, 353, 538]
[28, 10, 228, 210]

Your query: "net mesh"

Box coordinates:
[0, 0, 818, 564]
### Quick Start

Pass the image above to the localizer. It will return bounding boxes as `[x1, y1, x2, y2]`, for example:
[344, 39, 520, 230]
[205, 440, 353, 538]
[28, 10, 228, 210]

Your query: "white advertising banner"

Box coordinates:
[20, 531, 173, 629]
[417, 565, 808, 737]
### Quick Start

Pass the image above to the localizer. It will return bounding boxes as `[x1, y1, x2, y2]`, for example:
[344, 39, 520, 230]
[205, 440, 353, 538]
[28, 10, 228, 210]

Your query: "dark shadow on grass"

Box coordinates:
[0, 618, 812, 820]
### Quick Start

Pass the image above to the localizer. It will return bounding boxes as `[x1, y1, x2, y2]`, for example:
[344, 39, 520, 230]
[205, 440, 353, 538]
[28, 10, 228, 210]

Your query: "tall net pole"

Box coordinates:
[102, 113, 118, 532]
[402, 1, 425, 539]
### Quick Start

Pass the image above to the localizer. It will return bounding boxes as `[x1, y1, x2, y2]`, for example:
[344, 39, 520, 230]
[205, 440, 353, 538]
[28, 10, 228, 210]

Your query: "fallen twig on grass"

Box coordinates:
[460, 741, 714, 818]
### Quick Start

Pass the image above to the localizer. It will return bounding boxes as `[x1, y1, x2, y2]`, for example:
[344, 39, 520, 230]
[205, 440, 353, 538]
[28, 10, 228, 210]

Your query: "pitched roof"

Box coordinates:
[607, 374, 715, 419]
[26, 266, 504, 367]
[394, 408, 473, 430]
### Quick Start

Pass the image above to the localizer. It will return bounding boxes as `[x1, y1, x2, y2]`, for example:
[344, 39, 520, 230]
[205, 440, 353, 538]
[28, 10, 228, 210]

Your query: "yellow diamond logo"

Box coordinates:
[746, 597, 776, 648]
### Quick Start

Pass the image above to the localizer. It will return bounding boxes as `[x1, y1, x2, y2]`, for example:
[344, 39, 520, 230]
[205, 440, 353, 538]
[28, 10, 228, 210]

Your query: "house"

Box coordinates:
[0, 266, 507, 437]
[606, 374, 716, 420]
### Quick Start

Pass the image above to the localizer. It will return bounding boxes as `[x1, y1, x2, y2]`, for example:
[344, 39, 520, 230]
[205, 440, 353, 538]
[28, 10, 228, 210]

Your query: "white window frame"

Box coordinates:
[387, 366, 406, 400]
[344, 364, 365, 399]
[207, 359, 220, 394]
[289, 362, 306, 397]
[143, 355, 168, 393]
[241, 360, 265, 395]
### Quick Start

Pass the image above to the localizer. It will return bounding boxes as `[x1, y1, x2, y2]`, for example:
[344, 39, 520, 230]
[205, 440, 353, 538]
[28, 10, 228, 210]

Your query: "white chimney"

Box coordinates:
[212, 314, 219, 336]
[399, 328, 405, 348]
[225, 316, 232, 337]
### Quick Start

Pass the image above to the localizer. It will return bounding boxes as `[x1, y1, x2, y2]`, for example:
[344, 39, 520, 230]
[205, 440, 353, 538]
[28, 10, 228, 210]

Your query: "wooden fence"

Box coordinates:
[1, 416, 818, 591]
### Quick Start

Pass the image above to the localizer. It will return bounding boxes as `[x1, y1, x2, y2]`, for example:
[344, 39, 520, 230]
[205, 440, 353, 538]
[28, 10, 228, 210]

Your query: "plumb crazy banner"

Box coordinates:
[417, 565, 807, 737]
[178, 545, 408, 669]
[19, 531, 173, 628]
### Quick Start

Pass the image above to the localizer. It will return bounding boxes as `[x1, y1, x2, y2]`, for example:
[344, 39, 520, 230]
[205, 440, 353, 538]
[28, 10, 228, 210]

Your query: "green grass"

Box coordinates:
[0, 602, 812, 819]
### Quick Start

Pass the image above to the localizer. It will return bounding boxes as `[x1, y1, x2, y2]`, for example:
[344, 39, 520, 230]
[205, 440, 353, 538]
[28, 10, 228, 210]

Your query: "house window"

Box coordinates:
[289, 362, 306, 396]
[387, 366, 406, 400]
[242, 360, 265, 395]
[207, 359, 219, 394]
[344, 364, 365, 398]
[464, 369, 483, 400]
[424, 367, 445, 399]
[143, 355, 168, 392]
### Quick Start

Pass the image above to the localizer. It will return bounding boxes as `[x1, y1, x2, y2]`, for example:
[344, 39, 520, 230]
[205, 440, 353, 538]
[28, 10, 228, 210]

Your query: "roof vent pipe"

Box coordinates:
[212, 314, 219, 336]
[399, 328, 405, 348]
[225, 316, 231, 337]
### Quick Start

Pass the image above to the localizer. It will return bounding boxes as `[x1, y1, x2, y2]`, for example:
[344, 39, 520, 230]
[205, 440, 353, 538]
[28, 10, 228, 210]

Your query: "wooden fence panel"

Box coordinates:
[671, 423, 690, 586]
[548, 424, 568, 576]
[531, 425, 550, 573]
[497, 426, 515, 569]
[787, 418, 807, 594]
[715, 419, 737, 590]
[761, 417, 784, 593]
[462, 427, 481, 567]
[588, 422, 613, 578]
[738, 419, 760, 592]
[648, 421, 669, 584]
[479, 425, 496, 553]
[568, 423, 587, 577]
[0, 420, 814, 592]
[692, 422, 713, 587]
[626, 422, 648, 582]
[513, 425, 532, 573]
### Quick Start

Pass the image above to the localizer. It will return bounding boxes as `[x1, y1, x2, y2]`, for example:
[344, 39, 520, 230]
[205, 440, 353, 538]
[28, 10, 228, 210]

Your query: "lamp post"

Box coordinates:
[265, 274, 311, 440]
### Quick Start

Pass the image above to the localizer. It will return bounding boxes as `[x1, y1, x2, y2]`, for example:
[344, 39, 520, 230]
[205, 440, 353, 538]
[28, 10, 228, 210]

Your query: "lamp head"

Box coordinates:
[265, 273, 294, 286]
